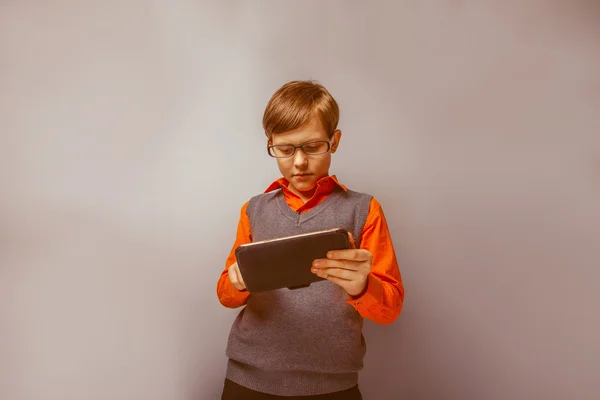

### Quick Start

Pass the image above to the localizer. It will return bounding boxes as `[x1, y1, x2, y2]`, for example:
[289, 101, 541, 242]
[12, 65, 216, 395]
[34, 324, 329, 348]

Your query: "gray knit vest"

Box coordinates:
[225, 187, 372, 396]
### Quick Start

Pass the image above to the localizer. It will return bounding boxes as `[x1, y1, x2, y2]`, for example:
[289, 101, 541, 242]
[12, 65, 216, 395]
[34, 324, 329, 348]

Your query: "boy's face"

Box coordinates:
[269, 117, 341, 200]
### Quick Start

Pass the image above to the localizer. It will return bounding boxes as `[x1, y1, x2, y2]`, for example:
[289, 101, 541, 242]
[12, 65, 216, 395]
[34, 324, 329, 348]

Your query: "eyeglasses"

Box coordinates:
[267, 140, 332, 158]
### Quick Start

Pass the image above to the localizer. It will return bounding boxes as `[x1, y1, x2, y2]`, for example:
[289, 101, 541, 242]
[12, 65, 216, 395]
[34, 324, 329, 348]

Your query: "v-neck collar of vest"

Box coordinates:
[275, 187, 345, 225]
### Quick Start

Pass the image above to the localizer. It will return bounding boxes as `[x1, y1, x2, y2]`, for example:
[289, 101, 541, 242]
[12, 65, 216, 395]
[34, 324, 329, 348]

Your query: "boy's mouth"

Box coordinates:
[293, 173, 312, 180]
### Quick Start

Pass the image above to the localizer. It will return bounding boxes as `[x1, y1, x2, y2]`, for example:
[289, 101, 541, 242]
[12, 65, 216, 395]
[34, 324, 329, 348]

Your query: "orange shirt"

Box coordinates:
[216, 175, 405, 325]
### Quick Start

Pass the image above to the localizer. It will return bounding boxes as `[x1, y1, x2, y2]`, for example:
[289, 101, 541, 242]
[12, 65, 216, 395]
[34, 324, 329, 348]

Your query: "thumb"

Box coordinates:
[347, 232, 356, 249]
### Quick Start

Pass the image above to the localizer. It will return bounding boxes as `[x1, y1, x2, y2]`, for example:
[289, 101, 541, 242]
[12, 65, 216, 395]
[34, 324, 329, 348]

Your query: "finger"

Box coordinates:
[316, 269, 352, 281]
[236, 267, 246, 289]
[314, 267, 361, 281]
[326, 275, 354, 287]
[326, 249, 371, 262]
[237, 270, 246, 290]
[229, 265, 240, 286]
[348, 232, 356, 249]
[312, 259, 360, 271]
[229, 264, 246, 290]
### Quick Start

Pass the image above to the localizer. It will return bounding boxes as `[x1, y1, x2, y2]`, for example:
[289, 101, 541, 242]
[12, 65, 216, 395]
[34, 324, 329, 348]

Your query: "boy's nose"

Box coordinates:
[293, 149, 308, 168]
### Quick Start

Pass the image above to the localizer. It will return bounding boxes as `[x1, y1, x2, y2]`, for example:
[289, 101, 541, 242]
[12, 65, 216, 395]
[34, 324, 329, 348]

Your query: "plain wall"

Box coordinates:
[1, 1, 599, 399]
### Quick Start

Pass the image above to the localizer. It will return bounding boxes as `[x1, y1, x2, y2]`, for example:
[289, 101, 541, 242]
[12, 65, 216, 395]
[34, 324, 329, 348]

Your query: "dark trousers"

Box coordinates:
[221, 379, 363, 400]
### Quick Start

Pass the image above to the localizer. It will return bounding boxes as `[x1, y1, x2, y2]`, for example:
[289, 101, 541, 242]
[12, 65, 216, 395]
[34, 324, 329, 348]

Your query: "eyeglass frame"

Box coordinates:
[267, 139, 333, 158]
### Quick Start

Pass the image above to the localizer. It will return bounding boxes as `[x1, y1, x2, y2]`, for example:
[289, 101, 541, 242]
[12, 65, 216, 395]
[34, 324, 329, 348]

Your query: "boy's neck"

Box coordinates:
[289, 186, 314, 204]
[280, 174, 334, 204]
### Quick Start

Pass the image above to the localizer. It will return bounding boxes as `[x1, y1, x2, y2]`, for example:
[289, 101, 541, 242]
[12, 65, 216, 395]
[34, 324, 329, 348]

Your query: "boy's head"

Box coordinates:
[263, 81, 342, 199]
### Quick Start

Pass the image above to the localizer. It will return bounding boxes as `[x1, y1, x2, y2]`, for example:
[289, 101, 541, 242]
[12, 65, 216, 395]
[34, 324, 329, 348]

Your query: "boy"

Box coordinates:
[217, 81, 404, 399]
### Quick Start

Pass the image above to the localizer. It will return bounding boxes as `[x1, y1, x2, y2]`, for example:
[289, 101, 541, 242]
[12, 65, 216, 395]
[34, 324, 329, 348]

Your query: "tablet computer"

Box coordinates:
[234, 228, 351, 293]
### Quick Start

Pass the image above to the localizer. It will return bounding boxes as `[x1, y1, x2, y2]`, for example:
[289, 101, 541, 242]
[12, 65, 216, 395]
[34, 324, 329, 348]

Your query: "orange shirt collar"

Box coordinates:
[264, 175, 347, 194]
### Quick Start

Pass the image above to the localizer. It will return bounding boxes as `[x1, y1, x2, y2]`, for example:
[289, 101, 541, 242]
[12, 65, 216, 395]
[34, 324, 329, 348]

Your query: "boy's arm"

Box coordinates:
[345, 198, 405, 324]
[216, 202, 252, 308]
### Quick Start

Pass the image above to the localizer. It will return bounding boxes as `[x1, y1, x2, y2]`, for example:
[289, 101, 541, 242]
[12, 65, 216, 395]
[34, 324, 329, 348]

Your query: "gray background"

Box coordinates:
[1, 1, 599, 399]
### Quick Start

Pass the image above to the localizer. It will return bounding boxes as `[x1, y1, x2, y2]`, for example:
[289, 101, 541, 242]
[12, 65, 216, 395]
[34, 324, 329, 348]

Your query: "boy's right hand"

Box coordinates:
[228, 262, 247, 291]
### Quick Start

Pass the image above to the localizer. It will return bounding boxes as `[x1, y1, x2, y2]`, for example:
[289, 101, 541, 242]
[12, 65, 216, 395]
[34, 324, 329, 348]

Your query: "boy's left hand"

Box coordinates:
[311, 233, 372, 297]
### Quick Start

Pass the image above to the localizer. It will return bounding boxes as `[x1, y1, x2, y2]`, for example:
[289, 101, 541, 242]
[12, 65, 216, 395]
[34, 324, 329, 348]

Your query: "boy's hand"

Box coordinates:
[311, 233, 372, 297]
[228, 262, 247, 291]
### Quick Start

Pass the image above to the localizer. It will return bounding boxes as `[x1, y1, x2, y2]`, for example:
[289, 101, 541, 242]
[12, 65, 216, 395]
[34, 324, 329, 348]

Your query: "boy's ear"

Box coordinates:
[331, 130, 342, 153]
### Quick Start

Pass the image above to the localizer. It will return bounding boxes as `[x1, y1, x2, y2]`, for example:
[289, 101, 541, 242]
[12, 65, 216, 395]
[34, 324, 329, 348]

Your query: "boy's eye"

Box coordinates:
[275, 146, 294, 155]
[303, 142, 327, 153]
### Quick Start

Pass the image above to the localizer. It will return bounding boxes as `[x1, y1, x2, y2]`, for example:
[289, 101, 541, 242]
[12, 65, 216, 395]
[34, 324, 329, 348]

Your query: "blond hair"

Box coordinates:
[262, 81, 339, 139]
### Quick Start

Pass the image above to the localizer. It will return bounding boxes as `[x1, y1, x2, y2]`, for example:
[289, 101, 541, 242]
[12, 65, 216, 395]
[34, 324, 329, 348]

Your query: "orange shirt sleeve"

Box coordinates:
[216, 201, 252, 308]
[346, 198, 405, 324]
